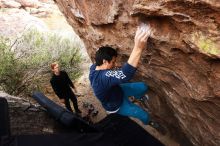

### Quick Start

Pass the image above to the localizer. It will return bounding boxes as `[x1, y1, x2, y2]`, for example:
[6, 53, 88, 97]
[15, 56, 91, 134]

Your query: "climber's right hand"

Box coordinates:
[134, 23, 151, 50]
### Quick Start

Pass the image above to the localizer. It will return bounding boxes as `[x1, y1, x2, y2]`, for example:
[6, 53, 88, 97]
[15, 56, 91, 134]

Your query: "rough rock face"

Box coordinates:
[0, 0, 55, 19]
[0, 8, 47, 38]
[0, 0, 72, 38]
[0, 0, 54, 38]
[55, 0, 220, 146]
[0, 91, 63, 135]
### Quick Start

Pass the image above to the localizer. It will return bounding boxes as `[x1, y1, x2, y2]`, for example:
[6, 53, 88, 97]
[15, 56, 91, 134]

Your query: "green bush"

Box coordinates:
[0, 37, 20, 94]
[0, 28, 82, 96]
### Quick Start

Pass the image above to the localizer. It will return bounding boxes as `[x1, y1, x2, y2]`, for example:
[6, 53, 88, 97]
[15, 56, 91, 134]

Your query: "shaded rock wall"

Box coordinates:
[55, 0, 220, 146]
[0, 92, 63, 135]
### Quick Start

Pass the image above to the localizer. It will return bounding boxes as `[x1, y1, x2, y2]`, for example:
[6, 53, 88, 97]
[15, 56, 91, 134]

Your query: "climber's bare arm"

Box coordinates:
[128, 24, 151, 68]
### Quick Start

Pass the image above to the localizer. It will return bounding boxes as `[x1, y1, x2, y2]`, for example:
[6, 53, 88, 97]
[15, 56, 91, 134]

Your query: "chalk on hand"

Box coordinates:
[140, 23, 151, 33]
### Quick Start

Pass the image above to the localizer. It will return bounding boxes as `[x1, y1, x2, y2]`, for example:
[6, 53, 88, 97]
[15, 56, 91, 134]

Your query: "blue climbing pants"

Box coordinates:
[117, 82, 150, 124]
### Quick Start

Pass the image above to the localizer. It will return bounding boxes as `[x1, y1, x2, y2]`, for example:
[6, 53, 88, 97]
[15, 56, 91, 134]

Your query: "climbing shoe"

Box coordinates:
[139, 94, 150, 110]
[149, 120, 166, 135]
[149, 121, 159, 128]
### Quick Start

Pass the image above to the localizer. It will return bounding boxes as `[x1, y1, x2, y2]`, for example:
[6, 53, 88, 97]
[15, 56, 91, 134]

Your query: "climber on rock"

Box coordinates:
[89, 23, 157, 126]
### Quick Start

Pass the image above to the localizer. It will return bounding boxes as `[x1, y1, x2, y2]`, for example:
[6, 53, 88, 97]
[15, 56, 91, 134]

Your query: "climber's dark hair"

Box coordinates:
[95, 46, 117, 66]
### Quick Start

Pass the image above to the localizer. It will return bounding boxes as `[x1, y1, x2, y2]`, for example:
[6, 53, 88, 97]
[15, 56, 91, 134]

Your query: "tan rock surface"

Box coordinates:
[55, 0, 220, 146]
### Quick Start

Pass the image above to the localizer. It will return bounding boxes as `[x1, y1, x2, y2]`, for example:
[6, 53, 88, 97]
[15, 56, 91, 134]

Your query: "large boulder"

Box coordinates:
[15, 0, 40, 8]
[0, 8, 47, 38]
[0, 91, 62, 135]
[55, 0, 220, 146]
[1, 0, 21, 8]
